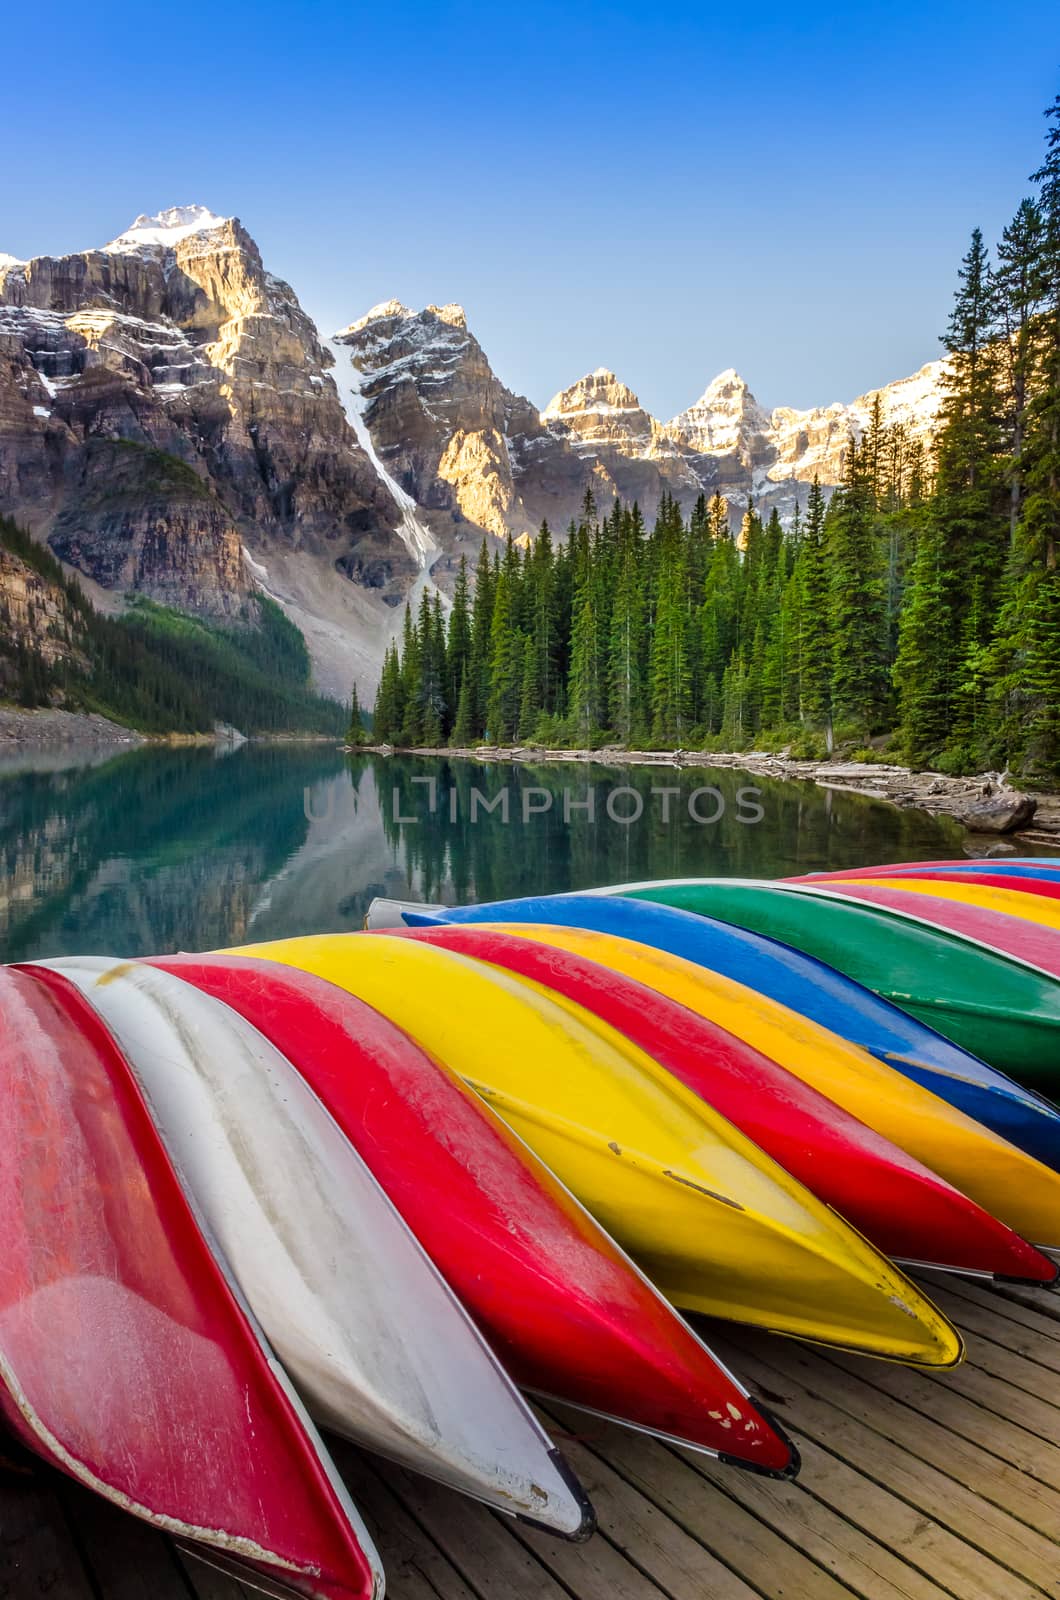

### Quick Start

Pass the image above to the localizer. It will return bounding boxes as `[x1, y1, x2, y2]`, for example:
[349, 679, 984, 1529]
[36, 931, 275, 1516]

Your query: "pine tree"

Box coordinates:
[446, 555, 472, 719]
[894, 520, 953, 765]
[517, 633, 538, 741]
[567, 580, 603, 743]
[397, 605, 423, 745]
[794, 478, 832, 731]
[995, 197, 1046, 543]
[990, 95, 1060, 778]
[608, 538, 645, 743]
[451, 663, 475, 747]
[347, 680, 365, 745]
[468, 538, 496, 738]
[650, 544, 692, 745]
[828, 441, 889, 730]
[372, 644, 405, 744]
[485, 562, 520, 742]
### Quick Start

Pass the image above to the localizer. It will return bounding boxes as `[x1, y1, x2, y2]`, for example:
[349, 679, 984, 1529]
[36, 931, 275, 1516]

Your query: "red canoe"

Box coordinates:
[792, 867, 1060, 901]
[797, 883, 1060, 980]
[0, 964, 381, 1600]
[150, 952, 795, 1475]
[387, 927, 1056, 1284]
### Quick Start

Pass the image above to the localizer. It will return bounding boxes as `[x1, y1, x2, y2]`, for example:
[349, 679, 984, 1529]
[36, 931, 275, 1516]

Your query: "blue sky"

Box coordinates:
[3, 1, 1055, 416]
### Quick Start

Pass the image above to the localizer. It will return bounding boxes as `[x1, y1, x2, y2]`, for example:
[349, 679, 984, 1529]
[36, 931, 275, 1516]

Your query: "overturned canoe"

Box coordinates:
[605, 879, 1060, 1088]
[797, 860, 1060, 884]
[231, 931, 964, 1370]
[367, 893, 1060, 1177]
[390, 924, 1055, 1283]
[791, 881, 1060, 981]
[793, 866, 1060, 902]
[35, 956, 593, 1540]
[812, 875, 1060, 932]
[1, 964, 383, 1600]
[146, 952, 796, 1475]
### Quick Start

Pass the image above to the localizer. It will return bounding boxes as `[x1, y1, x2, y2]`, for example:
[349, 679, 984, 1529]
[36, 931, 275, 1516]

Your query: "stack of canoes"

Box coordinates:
[2, 860, 1058, 1598]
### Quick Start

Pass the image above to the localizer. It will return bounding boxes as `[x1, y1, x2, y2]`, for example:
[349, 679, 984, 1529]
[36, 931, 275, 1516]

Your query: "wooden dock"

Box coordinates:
[4, 1271, 1058, 1600]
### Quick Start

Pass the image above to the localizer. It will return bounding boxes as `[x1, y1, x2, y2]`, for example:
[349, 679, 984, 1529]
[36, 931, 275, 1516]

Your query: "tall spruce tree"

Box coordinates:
[827, 445, 888, 730]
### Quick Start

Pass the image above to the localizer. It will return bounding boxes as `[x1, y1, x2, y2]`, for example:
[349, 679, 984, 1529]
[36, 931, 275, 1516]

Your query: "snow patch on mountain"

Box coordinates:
[104, 205, 229, 254]
[667, 369, 773, 458]
[324, 337, 439, 568]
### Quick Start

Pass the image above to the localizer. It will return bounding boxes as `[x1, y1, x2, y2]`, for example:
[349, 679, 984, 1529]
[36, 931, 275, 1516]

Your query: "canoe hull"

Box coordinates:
[2, 965, 382, 1600]
[614, 879, 1060, 1090]
[36, 956, 593, 1540]
[394, 924, 1055, 1285]
[230, 932, 965, 1371]
[146, 951, 797, 1476]
[793, 881, 1060, 981]
[370, 892, 1060, 1175]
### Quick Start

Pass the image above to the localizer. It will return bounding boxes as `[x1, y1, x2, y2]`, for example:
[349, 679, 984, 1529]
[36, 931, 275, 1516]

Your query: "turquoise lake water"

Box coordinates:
[0, 744, 1034, 963]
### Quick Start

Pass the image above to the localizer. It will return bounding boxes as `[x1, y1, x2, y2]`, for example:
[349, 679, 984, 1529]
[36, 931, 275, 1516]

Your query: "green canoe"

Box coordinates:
[614, 878, 1060, 1089]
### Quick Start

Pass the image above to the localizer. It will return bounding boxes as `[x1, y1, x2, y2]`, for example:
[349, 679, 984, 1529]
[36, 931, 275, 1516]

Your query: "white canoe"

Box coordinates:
[40, 957, 593, 1539]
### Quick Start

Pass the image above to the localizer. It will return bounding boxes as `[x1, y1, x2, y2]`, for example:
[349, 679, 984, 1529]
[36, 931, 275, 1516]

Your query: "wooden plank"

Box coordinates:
[931, 1277, 1060, 1359]
[826, 1350, 1060, 1491]
[508, 1514, 670, 1600]
[921, 1348, 1060, 1449]
[582, 1414, 954, 1600]
[369, 1457, 578, 1600]
[941, 1321, 1060, 1401]
[687, 1435, 958, 1600]
[715, 1334, 1056, 1600]
[930, 1287, 1060, 1378]
[0, 1464, 97, 1600]
[759, 1340, 1060, 1535]
[981, 1280, 1060, 1325]
[554, 1417, 856, 1600]
[539, 1411, 760, 1600]
[331, 1446, 480, 1600]
[54, 1474, 192, 1600]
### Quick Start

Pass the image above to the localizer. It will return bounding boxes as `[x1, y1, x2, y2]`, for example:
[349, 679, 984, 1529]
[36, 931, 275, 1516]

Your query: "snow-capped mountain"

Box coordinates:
[0, 207, 426, 694]
[340, 300, 946, 543]
[0, 203, 947, 694]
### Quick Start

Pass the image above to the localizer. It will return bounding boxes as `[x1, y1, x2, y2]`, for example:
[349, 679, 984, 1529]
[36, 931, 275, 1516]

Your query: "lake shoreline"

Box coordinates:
[354, 742, 1060, 848]
[0, 707, 340, 756]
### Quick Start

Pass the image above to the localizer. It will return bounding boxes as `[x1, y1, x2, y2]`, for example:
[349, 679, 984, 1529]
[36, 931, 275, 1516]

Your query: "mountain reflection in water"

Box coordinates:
[0, 745, 980, 963]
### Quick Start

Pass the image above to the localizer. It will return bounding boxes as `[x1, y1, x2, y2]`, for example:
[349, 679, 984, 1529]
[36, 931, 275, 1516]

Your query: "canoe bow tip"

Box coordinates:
[533, 1449, 596, 1543]
[720, 1404, 801, 1480]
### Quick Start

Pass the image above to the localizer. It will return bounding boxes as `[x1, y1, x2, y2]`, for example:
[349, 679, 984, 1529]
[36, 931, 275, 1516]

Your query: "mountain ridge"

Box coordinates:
[1, 204, 946, 696]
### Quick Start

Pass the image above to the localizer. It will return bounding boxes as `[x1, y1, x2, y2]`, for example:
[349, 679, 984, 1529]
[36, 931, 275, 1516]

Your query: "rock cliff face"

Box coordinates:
[336, 310, 708, 547]
[0, 207, 415, 690]
[0, 544, 86, 698]
[341, 300, 946, 541]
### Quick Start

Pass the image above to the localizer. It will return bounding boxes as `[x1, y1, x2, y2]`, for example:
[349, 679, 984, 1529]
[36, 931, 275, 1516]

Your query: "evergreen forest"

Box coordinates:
[374, 93, 1060, 783]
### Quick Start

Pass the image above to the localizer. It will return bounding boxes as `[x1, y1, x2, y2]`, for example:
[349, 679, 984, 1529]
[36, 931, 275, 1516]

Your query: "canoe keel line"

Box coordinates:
[4, 857, 1059, 1590]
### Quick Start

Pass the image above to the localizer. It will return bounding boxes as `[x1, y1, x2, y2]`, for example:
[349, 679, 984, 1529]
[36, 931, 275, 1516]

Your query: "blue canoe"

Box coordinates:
[378, 892, 1060, 1174]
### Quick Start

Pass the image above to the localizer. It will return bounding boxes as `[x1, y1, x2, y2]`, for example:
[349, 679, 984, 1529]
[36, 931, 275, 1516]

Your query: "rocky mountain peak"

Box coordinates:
[104, 205, 230, 254]
[666, 369, 773, 460]
[425, 303, 467, 329]
[342, 299, 414, 335]
[542, 368, 643, 419]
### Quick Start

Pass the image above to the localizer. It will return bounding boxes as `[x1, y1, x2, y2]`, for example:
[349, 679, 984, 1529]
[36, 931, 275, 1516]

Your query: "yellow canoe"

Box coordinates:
[227, 932, 962, 1368]
[476, 922, 1060, 1249]
[825, 876, 1060, 931]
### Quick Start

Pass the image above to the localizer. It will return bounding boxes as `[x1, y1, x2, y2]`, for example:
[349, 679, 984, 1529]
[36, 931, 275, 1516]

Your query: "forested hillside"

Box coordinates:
[0, 518, 346, 735]
[375, 93, 1060, 784]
